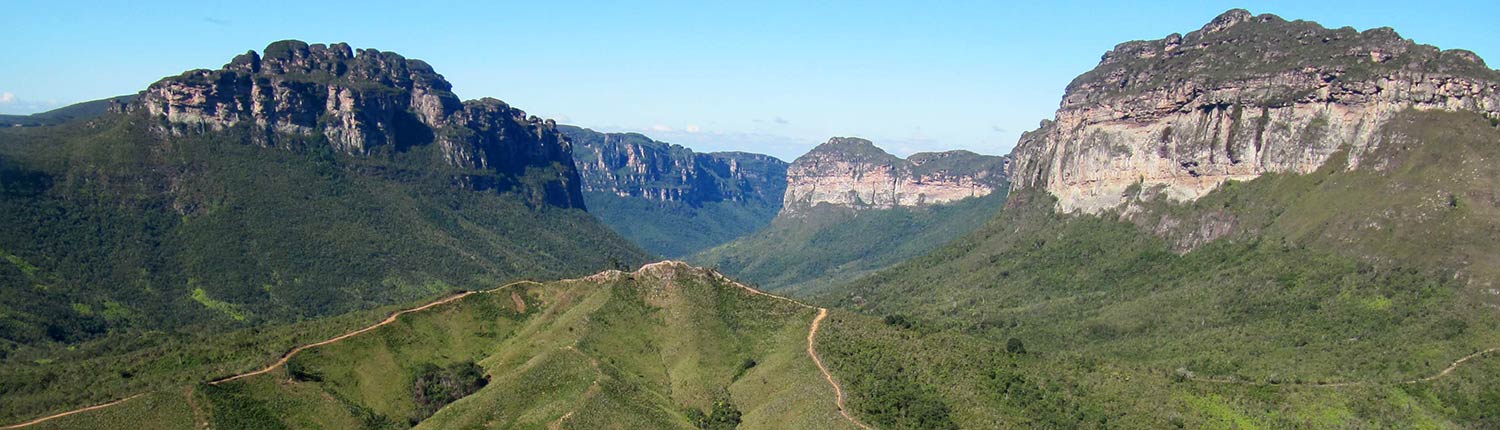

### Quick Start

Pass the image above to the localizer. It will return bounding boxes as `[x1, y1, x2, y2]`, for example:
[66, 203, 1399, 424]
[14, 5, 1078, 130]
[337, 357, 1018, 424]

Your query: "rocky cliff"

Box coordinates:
[1009, 9, 1500, 214]
[558, 126, 787, 257]
[781, 137, 1007, 214]
[134, 40, 583, 207]
[561, 126, 787, 206]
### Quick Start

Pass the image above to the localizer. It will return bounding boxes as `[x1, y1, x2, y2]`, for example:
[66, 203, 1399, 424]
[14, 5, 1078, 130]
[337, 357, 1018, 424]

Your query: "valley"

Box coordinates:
[4, 5, 1500, 430]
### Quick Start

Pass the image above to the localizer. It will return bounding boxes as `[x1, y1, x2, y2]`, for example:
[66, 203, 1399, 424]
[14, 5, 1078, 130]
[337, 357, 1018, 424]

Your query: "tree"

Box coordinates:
[1006, 337, 1026, 355]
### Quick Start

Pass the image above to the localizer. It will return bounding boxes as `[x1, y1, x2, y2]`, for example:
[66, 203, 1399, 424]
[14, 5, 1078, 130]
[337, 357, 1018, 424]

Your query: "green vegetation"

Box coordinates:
[0, 107, 647, 424]
[693, 190, 1008, 294]
[21, 264, 856, 429]
[563, 126, 787, 257]
[0, 111, 646, 352]
[0, 95, 136, 127]
[410, 361, 488, 423]
[806, 110, 1500, 427]
[584, 191, 780, 258]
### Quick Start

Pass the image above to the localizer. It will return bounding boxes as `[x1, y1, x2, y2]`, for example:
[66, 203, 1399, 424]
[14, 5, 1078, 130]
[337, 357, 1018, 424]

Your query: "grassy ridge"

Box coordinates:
[34, 263, 855, 429]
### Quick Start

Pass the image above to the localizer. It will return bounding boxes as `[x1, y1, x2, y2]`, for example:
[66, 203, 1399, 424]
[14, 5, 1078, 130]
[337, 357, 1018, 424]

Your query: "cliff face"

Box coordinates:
[781, 137, 1007, 214]
[135, 40, 583, 207]
[1009, 9, 1500, 214]
[561, 126, 787, 206]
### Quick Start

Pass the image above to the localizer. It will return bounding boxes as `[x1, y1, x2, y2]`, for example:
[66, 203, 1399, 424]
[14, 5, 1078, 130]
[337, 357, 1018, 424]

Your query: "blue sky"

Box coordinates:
[3, 1, 1496, 160]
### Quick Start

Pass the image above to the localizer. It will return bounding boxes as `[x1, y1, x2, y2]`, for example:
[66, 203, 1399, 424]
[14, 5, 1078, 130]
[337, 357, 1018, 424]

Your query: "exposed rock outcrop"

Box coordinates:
[561, 126, 787, 206]
[1009, 9, 1500, 213]
[781, 137, 1008, 214]
[134, 40, 583, 207]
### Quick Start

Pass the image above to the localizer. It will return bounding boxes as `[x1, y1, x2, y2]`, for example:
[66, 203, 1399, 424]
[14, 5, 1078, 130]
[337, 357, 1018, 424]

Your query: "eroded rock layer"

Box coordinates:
[135, 40, 583, 207]
[1010, 9, 1500, 213]
[782, 137, 1008, 214]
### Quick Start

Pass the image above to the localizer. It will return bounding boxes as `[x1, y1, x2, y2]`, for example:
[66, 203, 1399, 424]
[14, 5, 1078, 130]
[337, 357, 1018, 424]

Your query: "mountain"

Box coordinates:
[1009, 8, 1500, 214]
[561, 126, 787, 257]
[825, 10, 1500, 428]
[0, 95, 138, 127]
[693, 137, 1009, 293]
[0, 40, 648, 353]
[8, 262, 868, 430]
[781, 137, 1008, 213]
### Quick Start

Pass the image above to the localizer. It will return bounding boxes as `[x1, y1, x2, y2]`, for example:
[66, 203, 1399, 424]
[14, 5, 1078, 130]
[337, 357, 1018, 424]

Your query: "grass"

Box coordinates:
[808, 110, 1500, 428]
[29, 263, 857, 430]
[692, 189, 1009, 294]
[0, 109, 647, 357]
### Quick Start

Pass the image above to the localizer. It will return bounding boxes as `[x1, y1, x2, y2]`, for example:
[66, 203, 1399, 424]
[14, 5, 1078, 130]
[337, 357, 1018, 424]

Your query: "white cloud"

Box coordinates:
[649, 124, 673, 132]
[0, 92, 14, 104]
[685, 124, 701, 133]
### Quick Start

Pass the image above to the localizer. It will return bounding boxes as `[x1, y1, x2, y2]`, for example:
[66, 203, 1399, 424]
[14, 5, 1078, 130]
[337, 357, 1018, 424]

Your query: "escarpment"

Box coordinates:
[1009, 9, 1500, 213]
[561, 126, 787, 206]
[781, 137, 1008, 214]
[134, 40, 584, 207]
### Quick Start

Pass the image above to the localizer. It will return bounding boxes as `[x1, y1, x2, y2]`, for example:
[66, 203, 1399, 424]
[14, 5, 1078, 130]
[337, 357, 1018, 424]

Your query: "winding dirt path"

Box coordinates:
[808, 308, 875, 430]
[1186, 347, 1500, 388]
[0, 394, 144, 430]
[2, 281, 541, 429]
[210, 290, 480, 385]
[704, 266, 875, 429]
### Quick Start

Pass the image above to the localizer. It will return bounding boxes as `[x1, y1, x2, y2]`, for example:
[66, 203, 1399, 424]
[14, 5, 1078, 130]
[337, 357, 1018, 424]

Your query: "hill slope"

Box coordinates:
[562, 126, 787, 257]
[0, 40, 648, 353]
[0, 95, 137, 127]
[17, 262, 863, 430]
[821, 9, 1500, 428]
[693, 137, 1009, 293]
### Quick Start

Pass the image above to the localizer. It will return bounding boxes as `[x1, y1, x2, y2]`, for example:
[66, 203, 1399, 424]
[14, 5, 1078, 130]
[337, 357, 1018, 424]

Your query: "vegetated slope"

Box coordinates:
[30, 262, 858, 430]
[693, 190, 1008, 294]
[818, 9, 1500, 429]
[562, 126, 787, 257]
[692, 137, 1009, 294]
[0, 41, 647, 358]
[0, 95, 137, 127]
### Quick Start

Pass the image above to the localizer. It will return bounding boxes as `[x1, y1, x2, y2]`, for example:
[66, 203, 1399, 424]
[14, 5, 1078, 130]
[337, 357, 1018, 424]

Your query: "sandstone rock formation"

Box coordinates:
[1009, 9, 1500, 213]
[561, 126, 787, 206]
[134, 40, 584, 207]
[781, 137, 1008, 214]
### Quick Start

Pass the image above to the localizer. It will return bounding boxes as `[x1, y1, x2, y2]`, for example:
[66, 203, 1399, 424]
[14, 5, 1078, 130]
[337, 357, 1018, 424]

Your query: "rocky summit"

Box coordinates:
[1009, 9, 1500, 213]
[135, 40, 584, 207]
[781, 137, 1008, 214]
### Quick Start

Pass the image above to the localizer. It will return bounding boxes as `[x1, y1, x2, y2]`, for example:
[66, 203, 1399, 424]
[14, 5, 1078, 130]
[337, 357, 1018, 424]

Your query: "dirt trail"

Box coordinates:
[5, 265, 882, 430]
[807, 308, 876, 430]
[210, 290, 479, 385]
[2, 281, 542, 429]
[1188, 347, 1500, 388]
[0, 394, 144, 430]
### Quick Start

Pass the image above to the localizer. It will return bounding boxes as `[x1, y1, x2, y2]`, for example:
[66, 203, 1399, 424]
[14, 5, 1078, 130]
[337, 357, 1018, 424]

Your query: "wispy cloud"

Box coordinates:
[991, 125, 1007, 133]
[649, 124, 673, 132]
[774, 116, 789, 125]
[0, 92, 14, 104]
[204, 17, 232, 26]
[684, 124, 701, 133]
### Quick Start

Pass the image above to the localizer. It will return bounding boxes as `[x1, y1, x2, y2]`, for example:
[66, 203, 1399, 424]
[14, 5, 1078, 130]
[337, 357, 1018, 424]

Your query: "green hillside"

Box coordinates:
[20, 262, 860, 430]
[692, 190, 1008, 294]
[0, 95, 136, 127]
[0, 109, 647, 354]
[816, 110, 1500, 427]
[562, 126, 788, 258]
